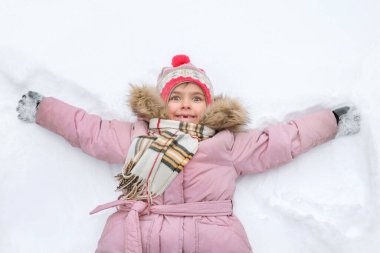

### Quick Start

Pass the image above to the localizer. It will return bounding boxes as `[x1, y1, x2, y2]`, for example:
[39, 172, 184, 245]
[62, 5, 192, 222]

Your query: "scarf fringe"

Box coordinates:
[116, 160, 156, 200]
[115, 173, 150, 200]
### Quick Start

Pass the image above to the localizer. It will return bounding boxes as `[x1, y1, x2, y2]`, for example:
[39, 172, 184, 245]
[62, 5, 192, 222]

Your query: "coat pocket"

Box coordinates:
[195, 216, 252, 253]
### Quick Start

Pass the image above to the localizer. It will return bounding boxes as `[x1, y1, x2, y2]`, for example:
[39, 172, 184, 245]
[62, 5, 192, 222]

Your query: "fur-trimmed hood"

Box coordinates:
[128, 85, 249, 132]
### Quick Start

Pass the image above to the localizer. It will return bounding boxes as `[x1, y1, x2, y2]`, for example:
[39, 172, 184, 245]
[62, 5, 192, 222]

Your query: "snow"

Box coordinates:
[1, 0, 379, 252]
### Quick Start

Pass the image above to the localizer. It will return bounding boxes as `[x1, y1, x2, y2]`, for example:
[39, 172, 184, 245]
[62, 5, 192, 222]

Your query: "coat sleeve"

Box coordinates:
[231, 109, 338, 176]
[35, 97, 143, 164]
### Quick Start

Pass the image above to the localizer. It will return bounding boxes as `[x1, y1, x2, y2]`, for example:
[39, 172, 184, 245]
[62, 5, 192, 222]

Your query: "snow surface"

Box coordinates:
[1, 0, 380, 252]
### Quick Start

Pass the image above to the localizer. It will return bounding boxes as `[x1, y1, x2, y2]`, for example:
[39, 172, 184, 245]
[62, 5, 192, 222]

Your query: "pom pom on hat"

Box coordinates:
[157, 54, 214, 104]
[172, 55, 190, 67]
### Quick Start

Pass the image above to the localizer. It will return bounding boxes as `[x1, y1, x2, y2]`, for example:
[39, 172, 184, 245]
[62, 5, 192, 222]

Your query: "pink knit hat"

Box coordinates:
[157, 55, 214, 105]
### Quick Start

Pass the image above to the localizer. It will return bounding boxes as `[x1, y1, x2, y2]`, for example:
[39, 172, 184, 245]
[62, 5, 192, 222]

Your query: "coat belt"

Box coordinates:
[90, 199, 233, 253]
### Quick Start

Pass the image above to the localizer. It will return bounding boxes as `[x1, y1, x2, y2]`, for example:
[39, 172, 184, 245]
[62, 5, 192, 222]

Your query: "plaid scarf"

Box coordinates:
[115, 118, 215, 201]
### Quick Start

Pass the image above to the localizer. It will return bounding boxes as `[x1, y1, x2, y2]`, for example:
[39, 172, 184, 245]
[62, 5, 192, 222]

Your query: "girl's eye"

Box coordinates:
[169, 96, 181, 101]
[193, 96, 203, 102]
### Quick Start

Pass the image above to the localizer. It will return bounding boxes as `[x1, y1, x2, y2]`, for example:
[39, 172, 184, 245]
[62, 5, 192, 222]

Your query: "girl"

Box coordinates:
[16, 55, 360, 253]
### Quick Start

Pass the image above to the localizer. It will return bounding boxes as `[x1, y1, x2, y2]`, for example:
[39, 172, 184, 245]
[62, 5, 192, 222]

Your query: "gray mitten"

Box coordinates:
[16, 91, 45, 123]
[333, 106, 361, 137]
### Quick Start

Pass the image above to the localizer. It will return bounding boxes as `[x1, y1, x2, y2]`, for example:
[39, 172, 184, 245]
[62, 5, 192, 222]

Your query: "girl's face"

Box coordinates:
[167, 82, 207, 124]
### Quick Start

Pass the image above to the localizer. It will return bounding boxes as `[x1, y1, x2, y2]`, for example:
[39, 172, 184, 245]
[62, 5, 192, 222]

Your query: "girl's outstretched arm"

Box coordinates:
[231, 108, 358, 176]
[17, 91, 147, 164]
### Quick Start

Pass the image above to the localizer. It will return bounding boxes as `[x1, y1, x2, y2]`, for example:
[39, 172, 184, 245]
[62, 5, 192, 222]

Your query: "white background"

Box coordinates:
[1, 0, 379, 252]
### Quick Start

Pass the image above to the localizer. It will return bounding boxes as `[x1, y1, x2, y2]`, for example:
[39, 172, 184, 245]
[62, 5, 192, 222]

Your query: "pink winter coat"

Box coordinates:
[36, 96, 337, 253]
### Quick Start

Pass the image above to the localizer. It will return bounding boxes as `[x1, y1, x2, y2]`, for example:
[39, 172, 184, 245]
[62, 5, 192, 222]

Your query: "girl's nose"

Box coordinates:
[181, 98, 191, 109]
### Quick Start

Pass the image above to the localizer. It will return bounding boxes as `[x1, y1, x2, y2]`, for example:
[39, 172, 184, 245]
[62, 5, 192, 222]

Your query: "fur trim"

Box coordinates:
[128, 85, 249, 132]
[128, 85, 168, 119]
[199, 95, 249, 132]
